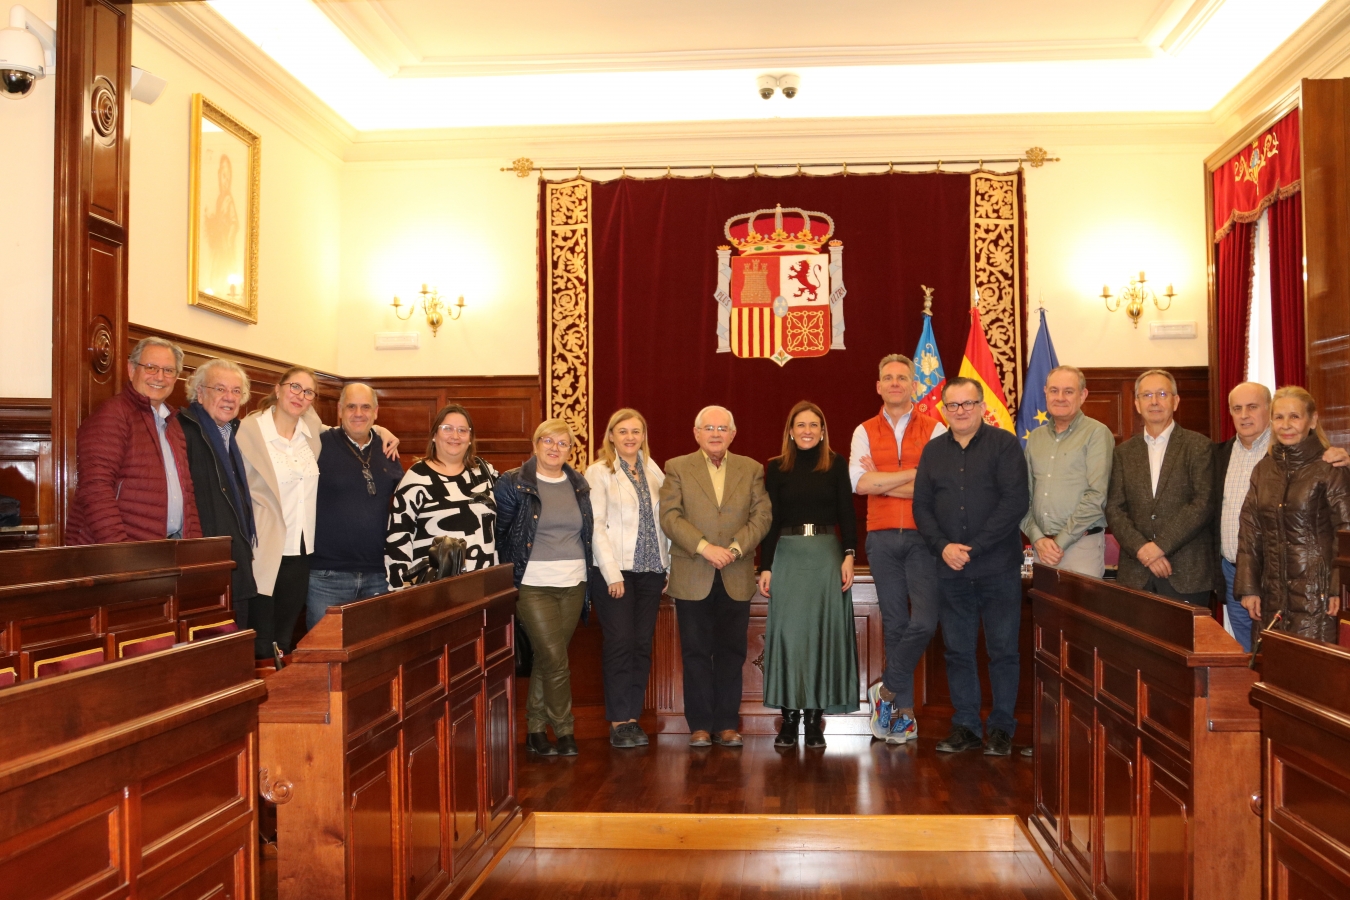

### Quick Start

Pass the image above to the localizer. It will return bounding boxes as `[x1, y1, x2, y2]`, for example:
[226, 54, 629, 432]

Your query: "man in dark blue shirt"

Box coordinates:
[307, 384, 404, 627]
[913, 377, 1029, 757]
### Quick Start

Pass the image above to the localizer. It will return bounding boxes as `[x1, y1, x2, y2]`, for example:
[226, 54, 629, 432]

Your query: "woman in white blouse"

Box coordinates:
[236, 366, 323, 659]
[584, 408, 670, 749]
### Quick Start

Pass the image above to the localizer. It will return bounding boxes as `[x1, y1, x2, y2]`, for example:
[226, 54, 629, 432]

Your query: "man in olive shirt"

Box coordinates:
[1021, 365, 1115, 578]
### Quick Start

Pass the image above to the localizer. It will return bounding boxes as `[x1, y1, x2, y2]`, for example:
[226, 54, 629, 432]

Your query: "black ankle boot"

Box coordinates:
[775, 709, 801, 747]
[804, 710, 826, 748]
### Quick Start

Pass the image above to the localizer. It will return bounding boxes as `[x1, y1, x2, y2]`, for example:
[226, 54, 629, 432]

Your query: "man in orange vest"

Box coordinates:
[849, 354, 947, 744]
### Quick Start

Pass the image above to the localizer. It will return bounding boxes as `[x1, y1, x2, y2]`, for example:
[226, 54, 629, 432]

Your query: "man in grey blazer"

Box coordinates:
[1105, 369, 1215, 605]
[660, 405, 773, 748]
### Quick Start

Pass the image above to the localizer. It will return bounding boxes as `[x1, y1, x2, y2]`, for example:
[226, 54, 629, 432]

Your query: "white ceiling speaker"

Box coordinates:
[0, 5, 56, 101]
[131, 66, 167, 104]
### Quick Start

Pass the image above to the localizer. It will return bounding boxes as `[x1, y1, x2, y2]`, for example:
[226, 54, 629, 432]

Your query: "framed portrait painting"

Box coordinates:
[188, 94, 260, 323]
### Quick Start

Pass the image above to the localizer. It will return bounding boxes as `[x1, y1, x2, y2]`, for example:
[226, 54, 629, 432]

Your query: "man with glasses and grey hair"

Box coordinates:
[1105, 368, 1215, 606]
[1022, 365, 1114, 579]
[660, 405, 773, 749]
[68, 336, 203, 545]
[178, 358, 257, 629]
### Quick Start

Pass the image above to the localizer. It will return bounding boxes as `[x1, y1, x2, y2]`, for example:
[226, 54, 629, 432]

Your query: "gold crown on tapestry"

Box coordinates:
[724, 204, 835, 255]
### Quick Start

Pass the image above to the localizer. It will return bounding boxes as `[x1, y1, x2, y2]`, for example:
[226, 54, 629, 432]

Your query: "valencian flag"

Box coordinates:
[1016, 307, 1060, 446]
[911, 293, 947, 420]
[957, 304, 1016, 432]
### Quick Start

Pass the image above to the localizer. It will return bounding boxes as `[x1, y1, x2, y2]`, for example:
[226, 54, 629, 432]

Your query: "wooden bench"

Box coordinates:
[1250, 630, 1350, 898]
[0, 630, 266, 899]
[0, 537, 235, 685]
[259, 564, 521, 900]
[1027, 564, 1260, 900]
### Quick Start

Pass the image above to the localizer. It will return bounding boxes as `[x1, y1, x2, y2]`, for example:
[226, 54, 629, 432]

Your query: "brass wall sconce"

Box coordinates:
[391, 284, 465, 337]
[1100, 272, 1174, 328]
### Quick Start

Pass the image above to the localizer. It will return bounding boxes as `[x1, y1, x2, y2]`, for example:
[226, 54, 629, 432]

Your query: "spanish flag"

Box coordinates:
[957, 306, 1015, 433]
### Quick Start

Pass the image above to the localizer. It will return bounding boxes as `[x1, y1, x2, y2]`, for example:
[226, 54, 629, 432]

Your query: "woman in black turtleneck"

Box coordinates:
[759, 400, 859, 749]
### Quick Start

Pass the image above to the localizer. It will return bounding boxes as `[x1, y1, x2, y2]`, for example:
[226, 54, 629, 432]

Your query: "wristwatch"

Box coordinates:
[843, 550, 856, 557]
[729, 547, 743, 561]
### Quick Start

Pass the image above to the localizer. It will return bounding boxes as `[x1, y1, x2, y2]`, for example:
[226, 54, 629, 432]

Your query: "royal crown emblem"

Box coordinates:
[713, 204, 846, 366]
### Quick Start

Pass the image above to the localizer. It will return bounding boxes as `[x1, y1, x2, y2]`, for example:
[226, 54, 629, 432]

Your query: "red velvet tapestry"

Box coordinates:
[538, 171, 1027, 561]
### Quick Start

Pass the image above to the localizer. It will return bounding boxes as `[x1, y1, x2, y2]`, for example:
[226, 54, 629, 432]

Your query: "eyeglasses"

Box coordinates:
[282, 382, 316, 400]
[133, 363, 177, 378]
[205, 384, 243, 398]
[699, 425, 732, 433]
[1137, 390, 1173, 401]
[943, 399, 981, 412]
[437, 424, 471, 436]
[539, 437, 571, 449]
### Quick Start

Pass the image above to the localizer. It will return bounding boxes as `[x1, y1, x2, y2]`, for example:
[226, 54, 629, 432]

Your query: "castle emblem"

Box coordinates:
[713, 204, 846, 366]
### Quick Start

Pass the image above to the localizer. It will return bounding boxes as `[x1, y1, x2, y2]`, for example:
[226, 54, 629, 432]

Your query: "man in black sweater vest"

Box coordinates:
[306, 384, 405, 628]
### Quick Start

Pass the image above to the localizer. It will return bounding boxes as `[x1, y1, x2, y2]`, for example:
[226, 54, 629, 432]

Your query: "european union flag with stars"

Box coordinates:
[1017, 307, 1060, 447]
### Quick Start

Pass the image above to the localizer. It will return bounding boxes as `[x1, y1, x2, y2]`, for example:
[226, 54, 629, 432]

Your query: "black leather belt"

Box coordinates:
[781, 524, 837, 537]
[1047, 526, 1104, 539]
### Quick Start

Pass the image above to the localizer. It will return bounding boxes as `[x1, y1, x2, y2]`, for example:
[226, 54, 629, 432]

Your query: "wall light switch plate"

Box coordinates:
[1148, 321, 1196, 340]
[375, 332, 419, 350]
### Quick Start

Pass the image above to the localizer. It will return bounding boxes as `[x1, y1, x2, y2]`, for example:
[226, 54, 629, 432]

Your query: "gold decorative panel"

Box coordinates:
[543, 179, 593, 468]
[971, 172, 1023, 412]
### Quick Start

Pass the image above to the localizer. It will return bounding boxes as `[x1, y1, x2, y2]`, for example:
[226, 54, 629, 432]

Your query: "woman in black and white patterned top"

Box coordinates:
[385, 404, 498, 587]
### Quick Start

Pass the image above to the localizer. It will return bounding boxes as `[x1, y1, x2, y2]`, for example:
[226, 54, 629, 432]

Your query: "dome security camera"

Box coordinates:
[0, 6, 55, 101]
[779, 73, 800, 99]
[756, 74, 777, 100]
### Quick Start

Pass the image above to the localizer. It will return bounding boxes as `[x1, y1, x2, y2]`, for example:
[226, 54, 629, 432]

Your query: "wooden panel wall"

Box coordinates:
[1080, 365, 1210, 442]
[1302, 78, 1350, 447]
[51, 0, 133, 545]
[0, 401, 53, 551]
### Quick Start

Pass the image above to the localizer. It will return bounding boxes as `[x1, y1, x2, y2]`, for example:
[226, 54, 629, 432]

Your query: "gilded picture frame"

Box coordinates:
[188, 93, 260, 323]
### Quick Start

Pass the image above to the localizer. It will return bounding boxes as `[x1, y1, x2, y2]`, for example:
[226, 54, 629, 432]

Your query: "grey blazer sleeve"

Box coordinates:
[1153, 432, 1215, 558]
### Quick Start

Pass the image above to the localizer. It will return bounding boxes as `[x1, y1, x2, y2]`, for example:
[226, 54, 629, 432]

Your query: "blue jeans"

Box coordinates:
[938, 570, 1022, 739]
[306, 569, 389, 629]
[1222, 558, 1256, 652]
[866, 529, 939, 710]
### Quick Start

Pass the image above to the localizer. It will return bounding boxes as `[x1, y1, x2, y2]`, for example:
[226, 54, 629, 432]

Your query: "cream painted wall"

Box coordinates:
[0, 0, 55, 398]
[337, 159, 539, 376]
[1023, 142, 1213, 367]
[333, 141, 1212, 379]
[129, 23, 342, 374]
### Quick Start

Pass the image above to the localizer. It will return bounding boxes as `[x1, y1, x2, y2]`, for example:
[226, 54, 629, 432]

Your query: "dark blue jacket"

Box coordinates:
[493, 456, 595, 600]
[913, 423, 1029, 579]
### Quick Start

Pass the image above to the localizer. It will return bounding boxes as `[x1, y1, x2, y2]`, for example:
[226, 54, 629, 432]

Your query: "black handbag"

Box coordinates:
[514, 618, 533, 678]
[405, 536, 468, 586]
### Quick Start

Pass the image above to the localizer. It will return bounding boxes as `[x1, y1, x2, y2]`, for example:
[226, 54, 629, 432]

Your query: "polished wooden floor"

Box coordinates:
[518, 732, 1034, 817]
[474, 846, 1063, 899]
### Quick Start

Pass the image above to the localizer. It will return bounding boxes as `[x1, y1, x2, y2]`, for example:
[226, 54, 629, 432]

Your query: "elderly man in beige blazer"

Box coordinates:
[660, 405, 773, 748]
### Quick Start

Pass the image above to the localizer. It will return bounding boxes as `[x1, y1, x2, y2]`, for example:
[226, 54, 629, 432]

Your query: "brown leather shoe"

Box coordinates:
[689, 730, 712, 747]
[712, 729, 743, 747]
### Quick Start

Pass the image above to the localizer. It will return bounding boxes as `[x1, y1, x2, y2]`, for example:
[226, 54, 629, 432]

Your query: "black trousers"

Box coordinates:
[1143, 574, 1212, 608]
[675, 572, 750, 734]
[592, 568, 665, 722]
[252, 550, 310, 658]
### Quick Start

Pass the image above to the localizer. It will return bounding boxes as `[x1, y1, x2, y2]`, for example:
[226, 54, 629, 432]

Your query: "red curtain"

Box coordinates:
[1266, 192, 1306, 387]
[1214, 221, 1257, 442]
[1212, 111, 1300, 241]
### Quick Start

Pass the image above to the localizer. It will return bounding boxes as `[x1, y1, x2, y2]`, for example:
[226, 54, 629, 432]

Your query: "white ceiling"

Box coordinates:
[205, 0, 1331, 130]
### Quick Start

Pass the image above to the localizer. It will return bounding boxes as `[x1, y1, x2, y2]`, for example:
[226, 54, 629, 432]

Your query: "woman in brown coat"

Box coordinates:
[1236, 386, 1350, 642]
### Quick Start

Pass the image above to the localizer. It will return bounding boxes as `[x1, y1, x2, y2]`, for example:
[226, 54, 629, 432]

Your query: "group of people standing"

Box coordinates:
[69, 336, 1349, 761]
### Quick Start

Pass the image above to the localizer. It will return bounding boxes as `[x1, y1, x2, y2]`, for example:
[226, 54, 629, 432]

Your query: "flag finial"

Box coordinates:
[920, 284, 934, 316]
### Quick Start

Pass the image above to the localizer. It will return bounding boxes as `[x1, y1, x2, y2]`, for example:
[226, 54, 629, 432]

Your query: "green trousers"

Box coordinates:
[516, 582, 585, 735]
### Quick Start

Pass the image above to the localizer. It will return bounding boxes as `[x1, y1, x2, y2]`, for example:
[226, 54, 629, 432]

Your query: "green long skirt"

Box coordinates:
[762, 534, 859, 714]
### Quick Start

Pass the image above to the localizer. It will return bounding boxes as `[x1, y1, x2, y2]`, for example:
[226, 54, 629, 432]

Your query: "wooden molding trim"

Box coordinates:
[525, 812, 1018, 853]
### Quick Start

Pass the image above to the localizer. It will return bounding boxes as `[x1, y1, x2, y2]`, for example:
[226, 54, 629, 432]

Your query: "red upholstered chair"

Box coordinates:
[184, 619, 239, 642]
[0, 652, 18, 687]
[1104, 533, 1121, 568]
[24, 636, 108, 679]
[107, 623, 180, 660]
[116, 632, 179, 659]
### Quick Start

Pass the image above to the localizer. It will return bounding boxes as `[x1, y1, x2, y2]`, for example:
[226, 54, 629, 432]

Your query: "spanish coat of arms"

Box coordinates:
[714, 204, 845, 366]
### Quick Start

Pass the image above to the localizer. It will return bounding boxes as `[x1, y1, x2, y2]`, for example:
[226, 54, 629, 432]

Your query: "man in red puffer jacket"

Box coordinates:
[67, 337, 202, 544]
